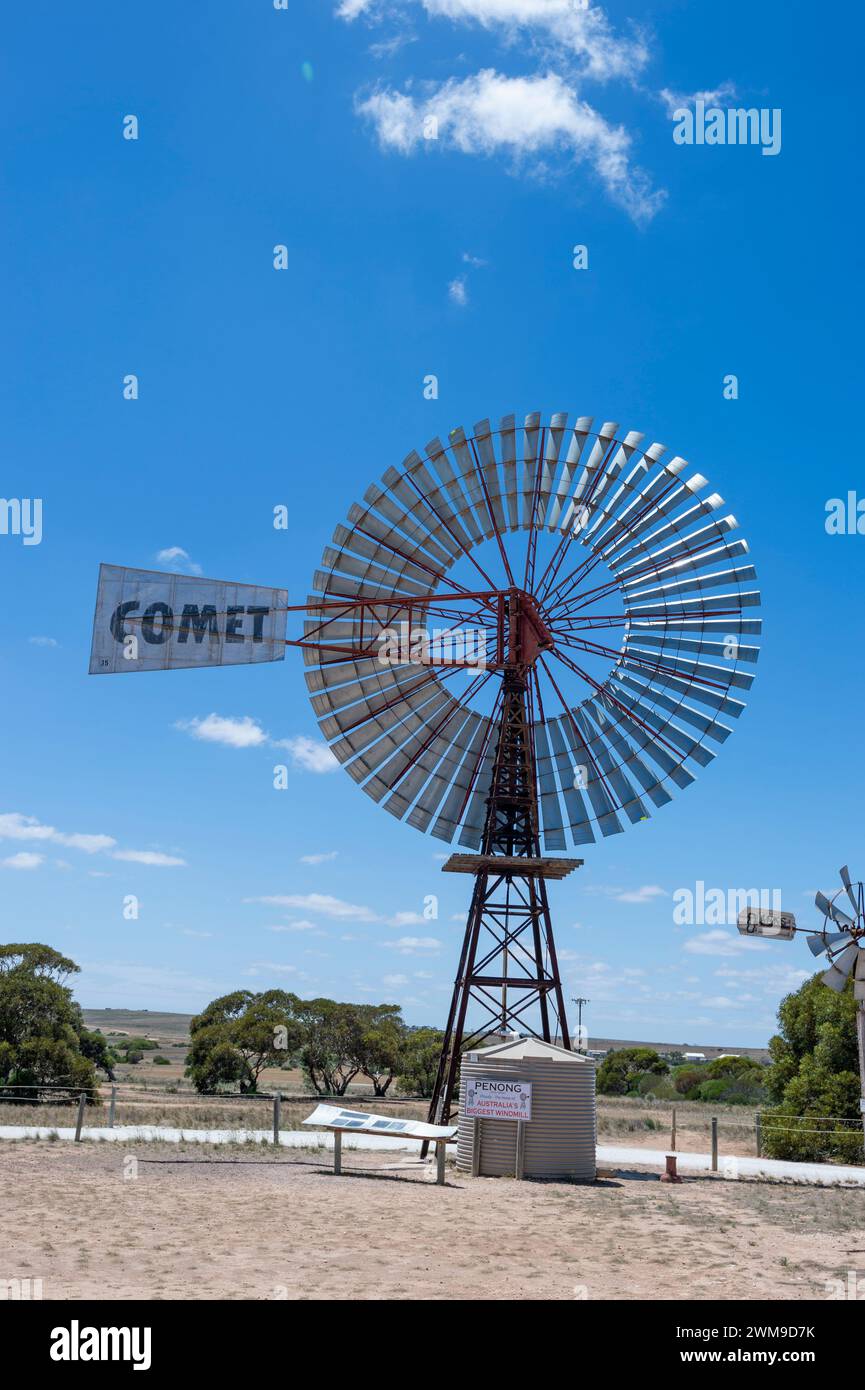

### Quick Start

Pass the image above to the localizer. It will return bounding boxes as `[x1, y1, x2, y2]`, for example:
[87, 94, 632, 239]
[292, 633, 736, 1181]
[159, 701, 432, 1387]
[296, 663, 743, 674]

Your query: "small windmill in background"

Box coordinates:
[738, 867, 865, 1147]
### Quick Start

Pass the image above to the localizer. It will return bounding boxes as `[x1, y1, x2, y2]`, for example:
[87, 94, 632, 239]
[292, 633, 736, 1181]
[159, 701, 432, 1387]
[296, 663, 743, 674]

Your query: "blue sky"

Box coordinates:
[1, 1, 862, 1046]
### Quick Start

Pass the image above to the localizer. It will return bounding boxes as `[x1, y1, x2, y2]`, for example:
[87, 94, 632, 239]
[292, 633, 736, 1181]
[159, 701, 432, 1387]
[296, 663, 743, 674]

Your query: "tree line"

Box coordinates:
[595, 978, 864, 1164]
[185, 990, 447, 1097]
[0, 946, 447, 1101]
[2, 941, 862, 1163]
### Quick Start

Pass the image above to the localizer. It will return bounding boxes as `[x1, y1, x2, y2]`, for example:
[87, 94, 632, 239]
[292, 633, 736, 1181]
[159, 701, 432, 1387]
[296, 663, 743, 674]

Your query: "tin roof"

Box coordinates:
[468, 1037, 594, 1063]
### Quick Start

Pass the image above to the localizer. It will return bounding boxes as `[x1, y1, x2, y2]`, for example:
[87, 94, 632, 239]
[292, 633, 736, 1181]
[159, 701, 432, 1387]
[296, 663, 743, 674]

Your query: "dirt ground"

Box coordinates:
[5, 1140, 865, 1301]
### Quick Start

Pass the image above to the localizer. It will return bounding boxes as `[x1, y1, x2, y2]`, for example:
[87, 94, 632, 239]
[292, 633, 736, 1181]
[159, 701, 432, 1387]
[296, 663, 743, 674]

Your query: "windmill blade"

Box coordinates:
[840, 865, 861, 917]
[806, 930, 848, 957]
[822, 942, 860, 991]
[545, 417, 594, 531]
[304, 408, 759, 850]
[815, 890, 856, 930]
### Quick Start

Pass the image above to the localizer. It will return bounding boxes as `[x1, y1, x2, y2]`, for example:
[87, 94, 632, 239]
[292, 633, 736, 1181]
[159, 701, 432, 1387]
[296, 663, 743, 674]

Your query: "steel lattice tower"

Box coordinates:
[428, 659, 577, 1126]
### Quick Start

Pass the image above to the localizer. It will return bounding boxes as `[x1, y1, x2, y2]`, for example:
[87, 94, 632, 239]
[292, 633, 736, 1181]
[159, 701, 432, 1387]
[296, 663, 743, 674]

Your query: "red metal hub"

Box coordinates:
[506, 588, 556, 667]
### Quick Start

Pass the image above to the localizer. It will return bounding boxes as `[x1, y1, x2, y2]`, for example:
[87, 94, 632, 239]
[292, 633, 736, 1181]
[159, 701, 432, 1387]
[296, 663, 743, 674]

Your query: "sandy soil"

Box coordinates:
[5, 1140, 865, 1301]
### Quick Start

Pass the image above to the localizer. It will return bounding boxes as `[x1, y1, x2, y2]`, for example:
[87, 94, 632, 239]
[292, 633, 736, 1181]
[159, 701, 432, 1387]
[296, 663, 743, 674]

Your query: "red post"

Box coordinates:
[661, 1154, 682, 1183]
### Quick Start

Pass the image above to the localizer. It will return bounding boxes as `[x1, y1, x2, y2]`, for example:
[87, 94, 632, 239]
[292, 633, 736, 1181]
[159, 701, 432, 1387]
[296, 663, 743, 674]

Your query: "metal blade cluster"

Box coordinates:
[305, 411, 761, 849]
[809, 867, 865, 997]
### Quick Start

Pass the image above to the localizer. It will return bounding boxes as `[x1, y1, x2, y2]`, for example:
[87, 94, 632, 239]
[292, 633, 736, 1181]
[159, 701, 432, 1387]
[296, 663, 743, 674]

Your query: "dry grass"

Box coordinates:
[596, 1095, 759, 1154]
[1, 1090, 759, 1157]
[0, 1093, 430, 1133]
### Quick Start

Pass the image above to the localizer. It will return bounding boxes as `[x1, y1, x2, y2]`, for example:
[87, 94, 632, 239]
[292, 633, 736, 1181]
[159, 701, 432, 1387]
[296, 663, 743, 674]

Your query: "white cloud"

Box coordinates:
[370, 30, 418, 58]
[274, 735, 339, 773]
[0, 813, 117, 856]
[614, 884, 666, 904]
[383, 972, 410, 986]
[57, 832, 116, 854]
[112, 849, 187, 867]
[177, 714, 269, 749]
[1, 851, 44, 870]
[448, 275, 468, 306]
[340, 1, 649, 83]
[658, 83, 736, 117]
[155, 546, 202, 576]
[0, 811, 183, 867]
[0, 813, 58, 843]
[585, 883, 666, 904]
[28, 635, 59, 648]
[357, 69, 663, 222]
[176, 718, 336, 772]
[714, 963, 810, 993]
[683, 930, 770, 959]
[338, 0, 375, 17]
[387, 935, 442, 953]
[182, 929, 213, 938]
[387, 910, 428, 926]
[267, 920, 324, 934]
[245, 961, 300, 977]
[78, 960, 221, 1008]
[248, 893, 378, 921]
[300, 851, 339, 865]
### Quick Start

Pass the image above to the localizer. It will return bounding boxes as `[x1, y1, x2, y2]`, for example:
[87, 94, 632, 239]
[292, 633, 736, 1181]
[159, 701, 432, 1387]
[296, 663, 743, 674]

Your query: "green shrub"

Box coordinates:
[597, 1048, 668, 1096]
[762, 974, 864, 1164]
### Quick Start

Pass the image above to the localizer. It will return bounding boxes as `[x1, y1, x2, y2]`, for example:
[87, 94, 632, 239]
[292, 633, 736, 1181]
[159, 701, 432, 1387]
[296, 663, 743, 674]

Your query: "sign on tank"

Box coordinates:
[465, 1077, 532, 1122]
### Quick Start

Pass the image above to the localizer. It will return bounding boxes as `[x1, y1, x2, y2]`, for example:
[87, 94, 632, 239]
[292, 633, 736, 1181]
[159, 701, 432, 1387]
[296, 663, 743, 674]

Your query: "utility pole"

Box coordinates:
[571, 996, 590, 1051]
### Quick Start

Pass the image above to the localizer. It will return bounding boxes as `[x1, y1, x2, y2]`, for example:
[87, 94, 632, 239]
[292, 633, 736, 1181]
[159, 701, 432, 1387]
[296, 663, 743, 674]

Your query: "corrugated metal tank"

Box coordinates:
[456, 1037, 596, 1180]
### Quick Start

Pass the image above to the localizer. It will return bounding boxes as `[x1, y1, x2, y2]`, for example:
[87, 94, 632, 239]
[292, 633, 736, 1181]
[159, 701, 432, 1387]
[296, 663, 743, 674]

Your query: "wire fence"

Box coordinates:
[0, 1082, 427, 1103]
[2, 1085, 863, 1163]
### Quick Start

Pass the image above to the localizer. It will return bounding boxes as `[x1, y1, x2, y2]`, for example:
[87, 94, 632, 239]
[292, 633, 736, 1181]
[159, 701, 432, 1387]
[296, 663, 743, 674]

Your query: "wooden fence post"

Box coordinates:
[436, 1138, 446, 1186]
[671, 1105, 677, 1152]
[711, 1115, 718, 1172]
[333, 1129, 342, 1176]
[755, 1111, 762, 1158]
[108, 1085, 116, 1129]
[273, 1091, 281, 1146]
[515, 1121, 526, 1181]
[471, 1118, 481, 1177]
[74, 1092, 86, 1142]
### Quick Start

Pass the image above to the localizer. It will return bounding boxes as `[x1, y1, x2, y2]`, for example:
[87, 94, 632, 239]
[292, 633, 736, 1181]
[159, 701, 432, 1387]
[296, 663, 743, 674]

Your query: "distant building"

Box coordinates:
[683, 1052, 707, 1062]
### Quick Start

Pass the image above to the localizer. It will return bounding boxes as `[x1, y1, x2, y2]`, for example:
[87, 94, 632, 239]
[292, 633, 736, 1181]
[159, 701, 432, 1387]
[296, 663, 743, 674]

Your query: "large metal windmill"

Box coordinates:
[90, 410, 761, 1124]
